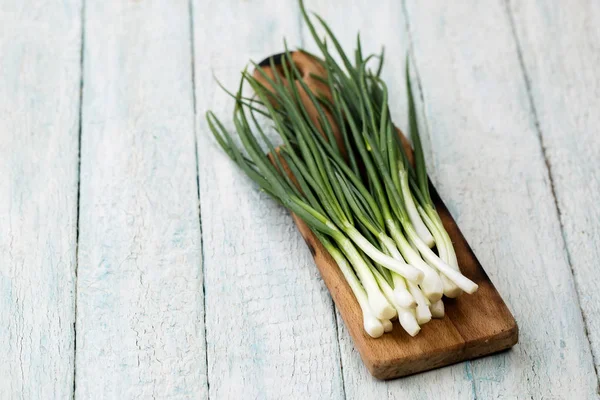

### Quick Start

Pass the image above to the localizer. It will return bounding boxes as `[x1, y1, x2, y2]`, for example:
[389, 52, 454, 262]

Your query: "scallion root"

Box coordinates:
[430, 299, 445, 318]
[381, 319, 394, 333]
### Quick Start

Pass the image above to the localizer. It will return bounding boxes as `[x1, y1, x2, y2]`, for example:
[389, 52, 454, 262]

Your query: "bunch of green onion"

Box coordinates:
[206, 1, 478, 338]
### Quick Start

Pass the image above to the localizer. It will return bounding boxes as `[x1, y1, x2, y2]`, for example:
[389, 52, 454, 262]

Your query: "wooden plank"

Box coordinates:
[0, 1, 82, 398]
[402, 0, 598, 398]
[75, 1, 206, 398]
[256, 51, 516, 379]
[301, 0, 599, 397]
[507, 0, 600, 381]
[192, 1, 345, 398]
[299, 1, 479, 397]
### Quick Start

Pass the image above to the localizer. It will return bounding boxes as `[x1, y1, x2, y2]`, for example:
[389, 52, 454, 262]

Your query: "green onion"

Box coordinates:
[319, 234, 386, 338]
[206, 0, 478, 337]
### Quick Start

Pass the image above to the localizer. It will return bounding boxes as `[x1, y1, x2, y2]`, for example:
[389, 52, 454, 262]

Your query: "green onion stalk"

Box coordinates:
[206, 0, 477, 338]
[298, 1, 477, 294]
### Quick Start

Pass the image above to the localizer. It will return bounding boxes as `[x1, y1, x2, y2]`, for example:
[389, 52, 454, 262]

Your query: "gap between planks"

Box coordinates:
[187, 0, 212, 397]
[73, 0, 87, 397]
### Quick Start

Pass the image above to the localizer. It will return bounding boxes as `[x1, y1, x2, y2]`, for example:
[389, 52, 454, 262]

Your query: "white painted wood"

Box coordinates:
[75, 1, 206, 398]
[4, 1, 596, 398]
[403, 0, 598, 398]
[508, 0, 600, 383]
[193, 1, 344, 398]
[0, 1, 81, 399]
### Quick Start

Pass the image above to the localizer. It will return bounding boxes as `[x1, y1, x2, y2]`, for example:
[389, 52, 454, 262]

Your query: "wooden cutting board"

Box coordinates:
[254, 52, 518, 380]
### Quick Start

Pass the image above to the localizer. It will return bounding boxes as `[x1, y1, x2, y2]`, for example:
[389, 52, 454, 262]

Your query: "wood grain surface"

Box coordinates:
[75, 1, 206, 398]
[192, 1, 345, 399]
[2, 0, 600, 398]
[0, 1, 82, 398]
[508, 0, 600, 379]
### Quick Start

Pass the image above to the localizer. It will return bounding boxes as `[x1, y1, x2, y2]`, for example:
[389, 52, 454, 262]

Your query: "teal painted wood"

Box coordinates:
[192, 1, 345, 398]
[403, 0, 598, 398]
[507, 0, 600, 384]
[0, 1, 82, 398]
[75, 1, 206, 398]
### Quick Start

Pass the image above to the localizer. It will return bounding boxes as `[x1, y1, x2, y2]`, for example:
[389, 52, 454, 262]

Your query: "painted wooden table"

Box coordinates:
[1, 0, 599, 399]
